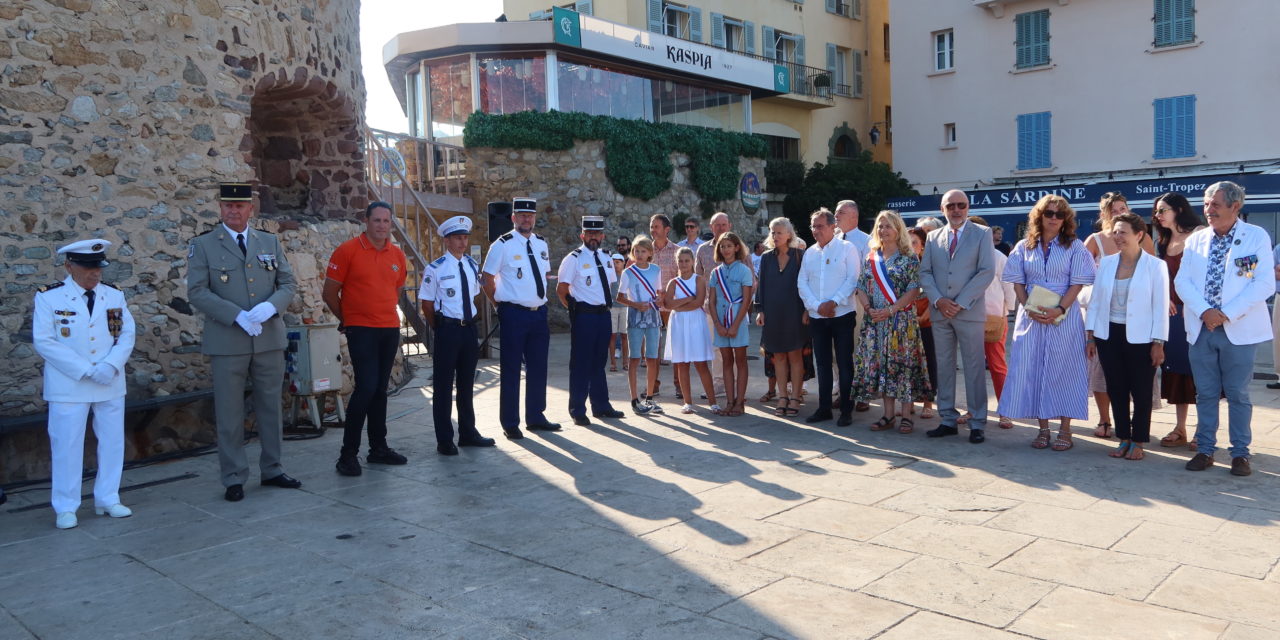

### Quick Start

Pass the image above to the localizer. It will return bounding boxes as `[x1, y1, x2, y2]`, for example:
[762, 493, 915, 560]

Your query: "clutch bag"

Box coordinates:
[1025, 286, 1067, 325]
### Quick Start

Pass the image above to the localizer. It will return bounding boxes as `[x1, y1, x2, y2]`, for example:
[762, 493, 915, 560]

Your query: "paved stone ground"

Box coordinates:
[3, 329, 1279, 640]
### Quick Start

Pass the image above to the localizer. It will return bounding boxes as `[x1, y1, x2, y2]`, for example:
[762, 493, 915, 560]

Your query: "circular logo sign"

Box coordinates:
[740, 172, 762, 213]
[378, 146, 407, 187]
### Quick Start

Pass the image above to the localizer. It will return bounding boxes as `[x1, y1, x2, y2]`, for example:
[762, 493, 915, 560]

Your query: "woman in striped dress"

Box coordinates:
[999, 195, 1097, 451]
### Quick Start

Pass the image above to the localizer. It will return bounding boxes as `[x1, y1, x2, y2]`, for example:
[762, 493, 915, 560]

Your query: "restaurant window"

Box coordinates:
[427, 57, 472, 143]
[478, 55, 547, 115]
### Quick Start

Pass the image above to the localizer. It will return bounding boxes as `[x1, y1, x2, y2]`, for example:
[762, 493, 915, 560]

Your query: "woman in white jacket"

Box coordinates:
[1085, 213, 1170, 461]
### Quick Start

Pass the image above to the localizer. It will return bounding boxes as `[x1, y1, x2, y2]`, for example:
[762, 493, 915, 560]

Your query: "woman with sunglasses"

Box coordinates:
[1151, 192, 1206, 450]
[999, 195, 1096, 451]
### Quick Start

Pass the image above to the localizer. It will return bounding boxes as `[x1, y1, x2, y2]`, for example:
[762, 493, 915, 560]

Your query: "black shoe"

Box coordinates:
[593, 409, 625, 419]
[224, 484, 244, 502]
[366, 447, 408, 465]
[571, 414, 591, 426]
[836, 413, 854, 427]
[261, 473, 302, 489]
[969, 429, 986, 444]
[806, 411, 834, 423]
[335, 453, 362, 477]
[458, 436, 496, 447]
[437, 442, 459, 456]
[1268, 382, 1280, 390]
[504, 428, 525, 440]
[528, 421, 563, 431]
[927, 425, 959, 438]
[1185, 453, 1214, 471]
[1231, 456, 1252, 476]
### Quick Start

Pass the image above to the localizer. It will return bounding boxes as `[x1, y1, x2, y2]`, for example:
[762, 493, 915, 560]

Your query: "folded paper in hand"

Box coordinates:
[1025, 286, 1067, 325]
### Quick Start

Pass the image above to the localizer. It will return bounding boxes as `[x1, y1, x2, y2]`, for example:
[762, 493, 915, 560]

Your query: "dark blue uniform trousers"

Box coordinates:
[433, 320, 481, 445]
[498, 304, 550, 430]
[568, 308, 615, 418]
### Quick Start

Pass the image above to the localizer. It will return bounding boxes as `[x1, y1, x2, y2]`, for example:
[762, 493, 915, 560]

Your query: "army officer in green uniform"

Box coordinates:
[187, 182, 301, 502]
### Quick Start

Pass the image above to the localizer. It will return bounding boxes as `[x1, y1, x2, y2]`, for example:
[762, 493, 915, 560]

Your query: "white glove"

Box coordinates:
[235, 311, 263, 336]
[87, 362, 116, 386]
[245, 301, 277, 324]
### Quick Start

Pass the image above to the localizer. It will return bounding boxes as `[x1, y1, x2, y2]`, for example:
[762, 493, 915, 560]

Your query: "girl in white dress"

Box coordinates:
[664, 247, 718, 414]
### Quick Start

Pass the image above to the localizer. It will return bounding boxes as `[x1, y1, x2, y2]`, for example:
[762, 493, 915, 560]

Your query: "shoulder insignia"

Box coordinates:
[430, 256, 446, 267]
[37, 281, 66, 293]
[535, 233, 545, 241]
[571, 248, 582, 256]
[498, 232, 513, 243]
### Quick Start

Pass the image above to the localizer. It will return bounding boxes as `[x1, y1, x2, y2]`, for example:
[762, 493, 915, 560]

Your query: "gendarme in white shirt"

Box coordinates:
[797, 237, 862, 319]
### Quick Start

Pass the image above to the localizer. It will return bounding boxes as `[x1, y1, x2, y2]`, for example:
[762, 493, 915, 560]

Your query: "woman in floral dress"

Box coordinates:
[853, 211, 933, 433]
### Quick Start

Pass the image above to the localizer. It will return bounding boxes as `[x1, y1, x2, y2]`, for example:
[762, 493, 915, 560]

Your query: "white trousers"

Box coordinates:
[47, 398, 125, 514]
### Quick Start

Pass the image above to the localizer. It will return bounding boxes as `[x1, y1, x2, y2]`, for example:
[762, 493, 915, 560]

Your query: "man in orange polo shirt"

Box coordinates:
[323, 201, 409, 476]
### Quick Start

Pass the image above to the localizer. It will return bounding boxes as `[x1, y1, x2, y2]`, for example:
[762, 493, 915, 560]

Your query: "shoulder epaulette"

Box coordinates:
[498, 232, 513, 243]
[429, 256, 446, 267]
[535, 233, 545, 241]
[37, 281, 65, 293]
[571, 248, 582, 256]
[194, 228, 214, 238]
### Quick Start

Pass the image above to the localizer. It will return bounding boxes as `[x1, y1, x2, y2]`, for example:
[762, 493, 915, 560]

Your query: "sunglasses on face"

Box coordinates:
[1042, 209, 1067, 219]
[944, 202, 968, 210]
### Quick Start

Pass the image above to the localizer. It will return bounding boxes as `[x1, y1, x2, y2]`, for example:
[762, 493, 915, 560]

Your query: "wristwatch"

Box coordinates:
[1152, 339, 1165, 345]
[1055, 305, 1067, 314]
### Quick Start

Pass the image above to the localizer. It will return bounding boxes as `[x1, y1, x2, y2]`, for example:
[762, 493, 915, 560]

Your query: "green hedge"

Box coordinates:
[464, 111, 767, 205]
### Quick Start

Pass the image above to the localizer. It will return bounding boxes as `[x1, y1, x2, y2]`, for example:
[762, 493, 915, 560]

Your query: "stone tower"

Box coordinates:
[0, 0, 367, 478]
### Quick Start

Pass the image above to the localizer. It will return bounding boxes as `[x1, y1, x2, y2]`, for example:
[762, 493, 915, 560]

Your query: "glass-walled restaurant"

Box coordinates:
[406, 52, 750, 145]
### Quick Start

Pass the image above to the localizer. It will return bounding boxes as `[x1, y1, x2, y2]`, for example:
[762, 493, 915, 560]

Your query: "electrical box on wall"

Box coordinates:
[285, 323, 343, 395]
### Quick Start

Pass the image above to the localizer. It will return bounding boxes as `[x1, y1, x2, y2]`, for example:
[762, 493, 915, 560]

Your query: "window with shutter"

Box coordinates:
[711, 12, 726, 48]
[1016, 112, 1051, 170]
[647, 0, 663, 33]
[574, 0, 593, 16]
[1154, 0, 1195, 47]
[1154, 95, 1195, 158]
[1015, 10, 1050, 68]
[853, 50, 863, 97]
[744, 21, 756, 54]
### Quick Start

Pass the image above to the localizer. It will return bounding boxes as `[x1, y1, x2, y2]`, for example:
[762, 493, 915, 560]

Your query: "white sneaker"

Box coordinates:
[55, 512, 78, 529]
[95, 503, 133, 518]
[647, 399, 664, 414]
[680, 404, 696, 414]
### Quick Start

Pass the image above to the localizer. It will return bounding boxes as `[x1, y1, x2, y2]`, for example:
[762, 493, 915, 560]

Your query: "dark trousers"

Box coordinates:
[920, 325, 938, 393]
[568, 309, 614, 417]
[1096, 322, 1155, 443]
[498, 303, 550, 429]
[809, 311, 855, 415]
[341, 326, 400, 455]
[433, 320, 481, 445]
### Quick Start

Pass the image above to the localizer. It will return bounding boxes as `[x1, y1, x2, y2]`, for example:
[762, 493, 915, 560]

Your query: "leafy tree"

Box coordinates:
[781, 152, 917, 243]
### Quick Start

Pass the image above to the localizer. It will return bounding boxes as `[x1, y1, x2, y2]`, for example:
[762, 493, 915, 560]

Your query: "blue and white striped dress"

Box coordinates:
[998, 237, 1096, 420]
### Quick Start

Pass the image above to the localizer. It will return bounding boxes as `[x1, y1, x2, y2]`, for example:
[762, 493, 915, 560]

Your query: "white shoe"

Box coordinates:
[680, 404, 696, 414]
[95, 503, 133, 518]
[647, 399, 664, 414]
[55, 512, 78, 529]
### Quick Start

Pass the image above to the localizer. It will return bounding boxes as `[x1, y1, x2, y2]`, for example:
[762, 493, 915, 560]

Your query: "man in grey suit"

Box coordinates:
[920, 190, 995, 443]
[187, 182, 301, 501]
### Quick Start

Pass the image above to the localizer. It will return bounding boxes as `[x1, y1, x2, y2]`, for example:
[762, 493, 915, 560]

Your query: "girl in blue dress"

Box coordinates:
[709, 232, 755, 416]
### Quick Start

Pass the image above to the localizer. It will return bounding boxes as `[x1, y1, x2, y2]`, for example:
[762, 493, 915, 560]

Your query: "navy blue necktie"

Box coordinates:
[459, 261, 473, 324]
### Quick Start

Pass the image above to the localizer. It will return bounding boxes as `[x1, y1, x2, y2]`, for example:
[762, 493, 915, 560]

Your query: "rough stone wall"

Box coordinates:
[468, 141, 767, 326]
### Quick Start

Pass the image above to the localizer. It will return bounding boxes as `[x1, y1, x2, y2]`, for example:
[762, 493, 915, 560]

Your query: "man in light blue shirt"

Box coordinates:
[1269, 241, 1280, 389]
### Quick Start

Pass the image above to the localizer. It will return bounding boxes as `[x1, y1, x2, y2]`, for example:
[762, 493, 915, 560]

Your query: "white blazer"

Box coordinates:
[1086, 252, 1170, 343]
[33, 277, 136, 403]
[1174, 220, 1275, 345]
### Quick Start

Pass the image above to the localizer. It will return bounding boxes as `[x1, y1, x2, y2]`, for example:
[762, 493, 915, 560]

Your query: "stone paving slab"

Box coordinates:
[2, 329, 1279, 639]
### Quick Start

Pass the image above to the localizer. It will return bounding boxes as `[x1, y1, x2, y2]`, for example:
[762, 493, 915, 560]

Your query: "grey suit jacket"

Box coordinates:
[186, 226, 296, 355]
[919, 222, 995, 323]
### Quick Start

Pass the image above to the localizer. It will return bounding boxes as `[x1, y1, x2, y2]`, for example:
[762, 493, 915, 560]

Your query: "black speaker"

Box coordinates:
[487, 201, 513, 242]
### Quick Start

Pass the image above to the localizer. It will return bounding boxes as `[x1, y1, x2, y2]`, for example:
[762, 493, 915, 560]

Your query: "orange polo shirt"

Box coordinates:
[326, 233, 408, 328]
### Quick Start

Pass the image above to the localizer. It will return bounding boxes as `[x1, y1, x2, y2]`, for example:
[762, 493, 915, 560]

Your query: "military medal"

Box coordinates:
[446, 288, 455, 297]
[107, 308, 123, 345]
[586, 275, 592, 286]
[220, 273, 229, 283]
[517, 267, 523, 279]
[61, 327, 70, 337]
[541, 250, 548, 260]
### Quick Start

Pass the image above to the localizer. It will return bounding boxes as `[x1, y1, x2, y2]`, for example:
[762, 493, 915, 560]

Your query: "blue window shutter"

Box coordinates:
[1017, 114, 1032, 169]
[1035, 112, 1051, 168]
[826, 43, 837, 76]
[575, 0, 593, 15]
[689, 7, 703, 42]
[1015, 13, 1030, 67]
[1154, 97, 1173, 158]
[853, 49, 863, 96]
[1035, 11, 1049, 65]
[744, 21, 756, 54]
[647, 0, 663, 33]
[710, 13, 725, 48]
[1173, 0, 1195, 44]
[826, 0, 837, 14]
[762, 26, 776, 59]
[1177, 95, 1196, 157]
[1154, 0, 1173, 46]
[795, 35, 805, 66]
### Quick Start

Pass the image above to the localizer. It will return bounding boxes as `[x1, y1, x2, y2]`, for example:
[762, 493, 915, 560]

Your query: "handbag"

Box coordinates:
[1025, 286, 1067, 325]
[984, 314, 1006, 342]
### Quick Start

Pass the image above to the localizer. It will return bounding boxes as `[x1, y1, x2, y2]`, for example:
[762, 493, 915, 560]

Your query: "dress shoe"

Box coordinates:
[261, 473, 302, 489]
[805, 411, 833, 423]
[224, 484, 245, 502]
[854, 401, 871, 412]
[836, 413, 853, 427]
[1231, 456, 1252, 476]
[458, 436, 496, 447]
[570, 414, 591, 426]
[504, 428, 525, 440]
[94, 503, 133, 518]
[55, 512, 78, 529]
[969, 429, 986, 444]
[437, 442, 459, 456]
[367, 447, 408, 465]
[1267, 382, 1280, 390]
[1185, 452, 1214, 471]
[593, 409, 625, 419]
[335, 453, 362, 477]
[528, 421, 563, 431]
[927, 425, 959, 438]
[0, 488, 7, 505]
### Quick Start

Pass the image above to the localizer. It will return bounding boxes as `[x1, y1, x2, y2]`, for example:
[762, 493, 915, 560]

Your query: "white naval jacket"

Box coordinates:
[1086, 251, 1170, 344]
[33, 276, 136, 403]
[1174, 220, 1275, 345]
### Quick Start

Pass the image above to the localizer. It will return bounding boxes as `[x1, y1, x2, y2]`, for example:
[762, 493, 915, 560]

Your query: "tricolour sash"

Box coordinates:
[673, 276, 695, 299]
[626, 264, 660, 311]
[714, 266, 741, 328]
[870, 250, 898, 305]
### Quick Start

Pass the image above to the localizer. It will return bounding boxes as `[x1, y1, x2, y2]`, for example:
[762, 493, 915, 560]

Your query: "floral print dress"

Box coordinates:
[853, 250, 933, 401]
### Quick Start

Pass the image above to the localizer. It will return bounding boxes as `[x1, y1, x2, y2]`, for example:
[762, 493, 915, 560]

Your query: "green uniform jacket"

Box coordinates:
[186, 226, 297, 355]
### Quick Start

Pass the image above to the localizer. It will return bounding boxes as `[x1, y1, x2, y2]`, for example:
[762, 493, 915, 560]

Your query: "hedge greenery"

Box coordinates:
[464, 111, 767, 206]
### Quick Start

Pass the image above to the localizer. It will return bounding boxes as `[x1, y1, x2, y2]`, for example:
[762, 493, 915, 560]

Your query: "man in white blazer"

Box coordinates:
[920, 190, 995, 443]
[34, 239, 136, 529]
[1174, 181, 1274, 476]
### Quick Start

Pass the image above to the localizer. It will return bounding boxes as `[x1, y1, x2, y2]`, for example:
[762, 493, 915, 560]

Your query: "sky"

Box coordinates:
[360, 0, 505, 134]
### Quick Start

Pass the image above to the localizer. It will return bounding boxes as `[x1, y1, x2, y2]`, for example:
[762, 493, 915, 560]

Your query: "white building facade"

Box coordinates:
[889, 0, 1280, 213]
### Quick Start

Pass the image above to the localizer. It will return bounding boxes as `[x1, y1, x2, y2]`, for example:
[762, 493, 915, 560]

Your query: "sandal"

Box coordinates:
[870, 416, 897, 431]
[921, 406, 935, 419]
[774, 397, 789, 417]
[730, 400, 746, 416]
[998, 416, 1014, 429]
[1031, 427, 1052, 449]
[898, 418, 914, 434]
[1093, 422, 1112, 438]
[1160, 430, 1188, 448]
[1109, 442, 1132, 458]
[785, 397, 800, 417]
[1125, 444, 1145, 461]
[1052, 430, 1074, 451]
[610, 364, 618, 372]
[760, 390, 777, 403]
